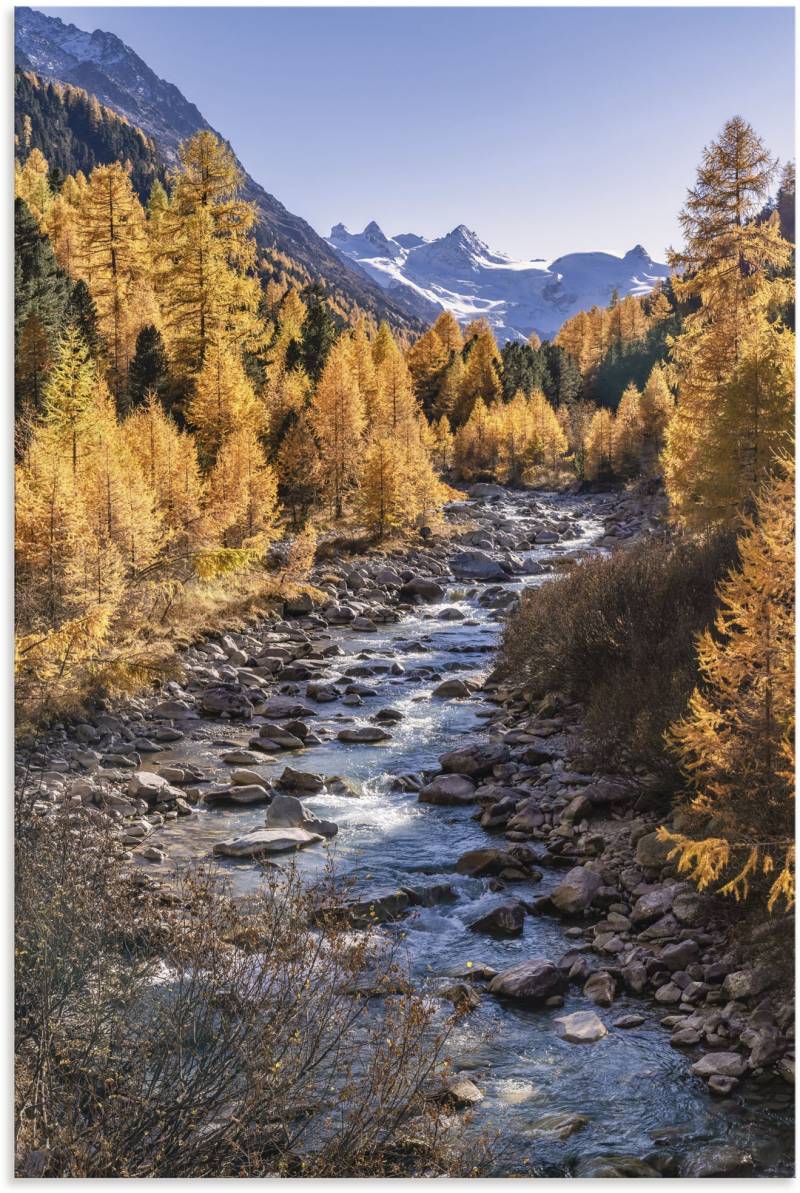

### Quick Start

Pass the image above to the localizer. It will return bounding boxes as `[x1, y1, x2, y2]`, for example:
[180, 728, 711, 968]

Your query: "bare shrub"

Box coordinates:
[498, 530, 738, 768]
[15, 794, 478, 1177]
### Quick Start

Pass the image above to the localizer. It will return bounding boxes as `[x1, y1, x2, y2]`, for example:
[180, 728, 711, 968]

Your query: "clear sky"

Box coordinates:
[41, 5, 795, 261]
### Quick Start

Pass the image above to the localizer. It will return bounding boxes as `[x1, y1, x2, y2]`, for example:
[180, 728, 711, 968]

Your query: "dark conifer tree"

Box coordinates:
[127, 324, 169, 412]
[298, 283, 340, 382]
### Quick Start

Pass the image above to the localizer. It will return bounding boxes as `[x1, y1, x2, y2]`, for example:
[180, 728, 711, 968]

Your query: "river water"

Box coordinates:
[144, 491, 793, 1177]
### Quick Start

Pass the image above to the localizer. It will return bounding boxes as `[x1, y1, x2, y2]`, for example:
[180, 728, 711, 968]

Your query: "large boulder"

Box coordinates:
[316, 887, 410, 928]
[277, 766, 325, 793]
[455, 848, 522, 877]
[419, 774, 476, 805]
[488, 959, 567, 1002]
[200, 686, 254, 718]
[635, 831, 673, 868]
[550, 866, 602, 915]
[266, 791, 337, 838]
[213, 827, 323, 858]
[439, 743, 510, 779]
[451, 550, 509, 582]
[432, 679, 474, 699]
[554, 1011, 607, 1043]
[468, 901, 525, 938]
[630, 885, 675, 924]
[690, 1052, 747, 1079]
[400, 576, 445, 601]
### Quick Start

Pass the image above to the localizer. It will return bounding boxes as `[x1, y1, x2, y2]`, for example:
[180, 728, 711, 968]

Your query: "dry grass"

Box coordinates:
[498, 529, 739, 769]
[15, 792, 482, 1177]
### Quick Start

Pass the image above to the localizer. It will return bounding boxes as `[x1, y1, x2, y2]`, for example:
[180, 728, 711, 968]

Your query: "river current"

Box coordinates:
[141, 491, 793, 1176]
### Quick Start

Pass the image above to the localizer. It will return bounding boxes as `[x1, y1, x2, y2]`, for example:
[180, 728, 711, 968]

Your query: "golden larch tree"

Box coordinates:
[659, 459, 795, 912]
[310, 336, 365, 517]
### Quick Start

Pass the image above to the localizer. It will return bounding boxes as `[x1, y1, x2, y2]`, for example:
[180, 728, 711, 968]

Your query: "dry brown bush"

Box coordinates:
[15, 792, 481, 1177]
[498, 530, 738, 769]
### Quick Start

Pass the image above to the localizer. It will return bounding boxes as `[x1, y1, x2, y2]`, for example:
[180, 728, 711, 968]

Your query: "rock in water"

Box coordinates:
[337, 726, 392, 743]
[418, 774, 476, 805]
[468, 901, 525, 938]
[213, 827, 323, 858]
[488, 959, 567, 1002]
[451, 550, 509, 581]
[265, 791, 338, 838]
[554, 1011, 608, 1043]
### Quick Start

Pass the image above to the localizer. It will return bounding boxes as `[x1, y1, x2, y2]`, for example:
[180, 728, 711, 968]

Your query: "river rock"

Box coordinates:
[488, 959, 567, 1002]
[436, 1074, 484, 1108]
[230, 769, 271, 788]
[337, 726, 392, 743]
[440, 743, 510, 778]
[432, 678, 474, 698]
[468, 901, 525, 938]
[316, 887, 410, 927]
[258, 723, 306, 749]
[419, 774, 476, 805]
[635, 830, 673, 868]
[528, 1112, 588, 1140]
[213, 826, 323, 858]
[575, 1156, 661, 1178]
[583, 970, 616, 1006]
[400, 576, 445, 601]
[221, 750, 263, 766]
[630, 885, 675, 924]
[265, 791, 337, 838]
[228, 784, 271, 805]
[277, 766, 325, 793]
[550, 866, 602, 914]
[721, 968, 775, 1001]
[451, 550, 509, 581]
[690, 1052, 747, 1079]
[554, 1011, 607, 1043]
[200, 686, 253, 718]
[681, 1145, 755, 1178]
[455, 848, 521, 877]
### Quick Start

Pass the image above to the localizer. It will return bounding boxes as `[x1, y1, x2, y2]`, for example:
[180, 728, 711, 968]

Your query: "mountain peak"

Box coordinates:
[625, 243, 649, 260]
[363, 219, 386, 239]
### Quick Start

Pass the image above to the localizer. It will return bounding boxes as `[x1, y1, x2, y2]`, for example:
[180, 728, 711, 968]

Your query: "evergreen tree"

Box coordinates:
[66, 279, 101, 357]
[298, 283, 340, 382]
[275, 410, 321, 527]
[127, 325, 169, 411]
[14, 197, 71, 419]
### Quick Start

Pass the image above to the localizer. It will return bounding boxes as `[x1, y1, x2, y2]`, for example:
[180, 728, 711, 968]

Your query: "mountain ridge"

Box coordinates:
[327, 220, 670, 343]
[14, 6, 426, 333]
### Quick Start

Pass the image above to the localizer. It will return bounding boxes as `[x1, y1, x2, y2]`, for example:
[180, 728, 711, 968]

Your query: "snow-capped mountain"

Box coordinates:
[328, 222, 670, 343]
[14, 6, 425, 333]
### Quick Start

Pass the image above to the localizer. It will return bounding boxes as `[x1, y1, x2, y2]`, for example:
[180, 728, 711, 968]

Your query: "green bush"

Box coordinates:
[498, 530, 738, 769]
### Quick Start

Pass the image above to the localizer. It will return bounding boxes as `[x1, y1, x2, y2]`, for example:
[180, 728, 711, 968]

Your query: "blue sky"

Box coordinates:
[42, 6, 795, 261]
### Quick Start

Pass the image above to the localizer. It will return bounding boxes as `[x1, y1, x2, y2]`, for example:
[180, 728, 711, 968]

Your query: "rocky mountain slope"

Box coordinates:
[15, 6, 425, 333]
[328, 221, 670, 343]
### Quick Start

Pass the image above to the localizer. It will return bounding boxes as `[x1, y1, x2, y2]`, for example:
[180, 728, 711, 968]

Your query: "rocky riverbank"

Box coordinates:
[16, 482, 793, 1178]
